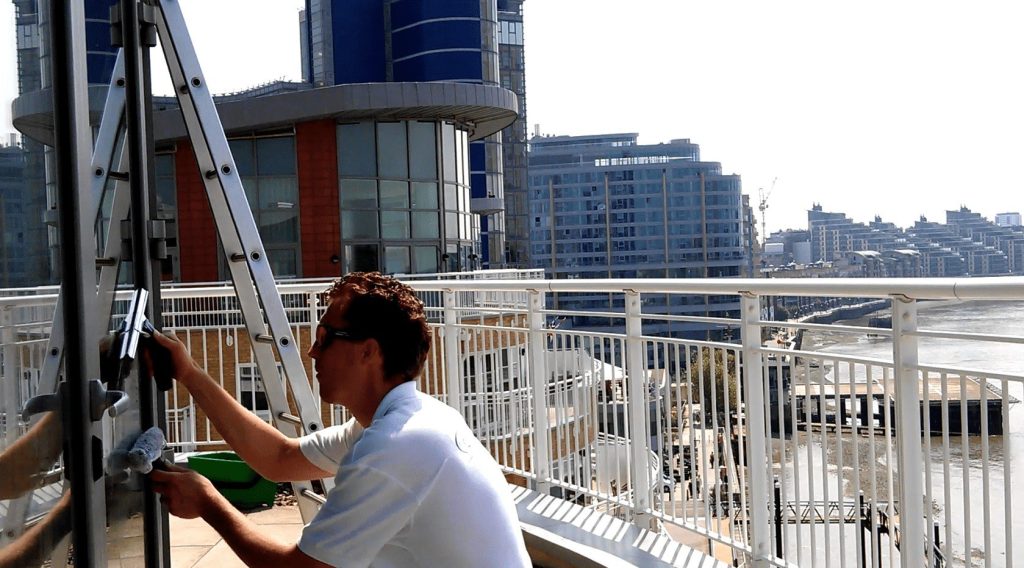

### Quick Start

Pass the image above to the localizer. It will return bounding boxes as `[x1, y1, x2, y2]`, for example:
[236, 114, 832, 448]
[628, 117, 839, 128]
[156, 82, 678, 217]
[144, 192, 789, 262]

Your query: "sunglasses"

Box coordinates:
[314, 324, 368, 350]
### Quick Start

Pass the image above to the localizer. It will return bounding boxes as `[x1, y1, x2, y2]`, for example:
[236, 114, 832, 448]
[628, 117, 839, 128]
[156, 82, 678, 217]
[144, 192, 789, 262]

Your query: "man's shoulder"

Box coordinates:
[353, 395, 463, 460]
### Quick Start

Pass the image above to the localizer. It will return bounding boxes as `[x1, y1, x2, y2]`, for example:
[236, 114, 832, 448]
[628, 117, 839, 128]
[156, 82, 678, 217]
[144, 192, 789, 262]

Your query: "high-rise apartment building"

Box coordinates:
[497, 0, 529, 267]
[529, 133, 747, 338]
[0, 143, 29, 287]
[301, 0, 509, 269]
[995, 212, 1022, 227]
[11, 0, 120, 282]
[14, 1, 520, 282]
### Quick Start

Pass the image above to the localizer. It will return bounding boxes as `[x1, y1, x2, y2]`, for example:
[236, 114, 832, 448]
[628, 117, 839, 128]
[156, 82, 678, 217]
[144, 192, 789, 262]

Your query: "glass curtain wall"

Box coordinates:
[227, 134, 301, 278]
[337, 120, 477, 275]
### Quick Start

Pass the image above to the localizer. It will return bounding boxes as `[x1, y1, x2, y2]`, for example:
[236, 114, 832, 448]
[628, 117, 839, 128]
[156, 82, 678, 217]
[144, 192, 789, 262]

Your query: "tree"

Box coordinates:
[685, 346, 740, 426]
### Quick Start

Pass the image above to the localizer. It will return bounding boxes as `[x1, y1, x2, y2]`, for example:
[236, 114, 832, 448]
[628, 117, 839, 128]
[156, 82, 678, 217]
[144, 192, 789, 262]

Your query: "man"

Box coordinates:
[149, 272, 531, 567]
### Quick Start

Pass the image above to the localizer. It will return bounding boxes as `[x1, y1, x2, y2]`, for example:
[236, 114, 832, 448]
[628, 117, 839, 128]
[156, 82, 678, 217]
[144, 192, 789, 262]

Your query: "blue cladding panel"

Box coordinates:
[86, 21, 113, 51]
[391, 20, 480, 59]
[332, 0, 386, 83]
[87, 53, 117, 85]
[392, 51, 482, 82]
[85, 0, 119, 21]
[470, 140, 486, 200]
[390, 0, 479, 30]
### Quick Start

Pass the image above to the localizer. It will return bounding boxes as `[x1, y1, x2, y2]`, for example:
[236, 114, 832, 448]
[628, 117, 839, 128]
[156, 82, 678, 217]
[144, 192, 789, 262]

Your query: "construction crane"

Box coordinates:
[757, 177, 778, 244]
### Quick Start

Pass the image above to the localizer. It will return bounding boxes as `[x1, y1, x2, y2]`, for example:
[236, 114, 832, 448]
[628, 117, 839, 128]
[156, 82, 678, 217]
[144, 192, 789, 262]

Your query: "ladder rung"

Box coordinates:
[300, 489, 327, 505]
[95, 257, 117, 267]
[254, 334, 274, 344]
[276, 412, 301, 426]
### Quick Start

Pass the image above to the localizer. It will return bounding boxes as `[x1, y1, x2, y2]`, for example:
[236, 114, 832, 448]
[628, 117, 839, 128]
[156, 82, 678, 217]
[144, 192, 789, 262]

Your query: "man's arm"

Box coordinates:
[150, 465, 330, 568]
[0, 412, 62, 499]
[151, 331, 331, 482]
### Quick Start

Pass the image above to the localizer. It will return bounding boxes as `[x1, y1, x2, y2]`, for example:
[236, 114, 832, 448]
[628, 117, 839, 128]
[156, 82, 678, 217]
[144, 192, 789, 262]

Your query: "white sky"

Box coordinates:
[2, 1, 1023, 235]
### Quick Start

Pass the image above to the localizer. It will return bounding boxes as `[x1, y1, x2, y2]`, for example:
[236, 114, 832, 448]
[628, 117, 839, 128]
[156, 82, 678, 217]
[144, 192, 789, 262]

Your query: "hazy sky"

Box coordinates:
[2, 1, 1022, 234]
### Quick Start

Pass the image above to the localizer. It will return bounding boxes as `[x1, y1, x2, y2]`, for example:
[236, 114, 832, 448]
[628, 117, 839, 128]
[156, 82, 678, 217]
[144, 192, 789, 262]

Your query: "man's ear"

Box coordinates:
[361, 338, 383, 362]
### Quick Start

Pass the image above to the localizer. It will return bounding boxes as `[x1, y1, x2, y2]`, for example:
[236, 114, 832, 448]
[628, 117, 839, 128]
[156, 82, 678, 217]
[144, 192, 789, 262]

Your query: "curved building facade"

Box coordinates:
[304, 0, 507, 269]
[157, 82, 514, 281]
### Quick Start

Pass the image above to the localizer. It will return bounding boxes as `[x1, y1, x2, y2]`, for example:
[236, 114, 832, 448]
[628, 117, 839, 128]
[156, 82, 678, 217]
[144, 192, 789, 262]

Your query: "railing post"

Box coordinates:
[527, 289, 552, 495]
[892, 296, 925, 568]
[740, 293, 772, 567]
[443, 290, 463, 414]
[625, 291, 656, 530]
[306, 292, 320, 396]
[2, 306, 17, 448]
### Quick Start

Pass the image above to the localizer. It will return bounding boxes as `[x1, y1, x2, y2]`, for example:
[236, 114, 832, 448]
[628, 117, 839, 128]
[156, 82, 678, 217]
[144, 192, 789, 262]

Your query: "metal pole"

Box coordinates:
[1, 306, 17, 449]
[859, 492, 869, 568]
[773, 478, 783, 560]
[892, 296, 925, 568]
[48, 0, 105, 562]
[442, 290, 463, 414]
[119, 0, 169, 562]
[624, 291, 656, 530]
[527, 289, 551, 495]
[740, 293, 772, 567]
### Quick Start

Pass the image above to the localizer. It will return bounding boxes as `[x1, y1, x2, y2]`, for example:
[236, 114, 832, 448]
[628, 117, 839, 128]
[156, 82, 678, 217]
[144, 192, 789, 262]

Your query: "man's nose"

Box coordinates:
[308, 342, 320, 359]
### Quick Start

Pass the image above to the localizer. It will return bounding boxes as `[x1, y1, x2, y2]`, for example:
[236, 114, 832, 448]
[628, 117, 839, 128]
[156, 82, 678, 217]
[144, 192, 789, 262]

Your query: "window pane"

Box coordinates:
[342, 210, 379, 238]
[256, 137, 296, 175]
[457, 131, 468, 185]
[413, 246, 438, 273]
[381, 210, 410, 239]
[155, 177, 176, 211]
[268, 248, 297, 278]
[241, 175, 259, 214]
[345, 244, 379, 273]
[338, 122, 376, 177]
[408, 121, 437, 179]
[377, 122, 408, 178]
[339, 179, 377, 208]
[441, 122, 456, 182]
[445, 211, 458, 239]
[380, 180, 409, 209]
[444, 183, 457, 211]
[259, 210, 299, 244]
[384, 246, 410, 274]
[411, 182, 438, 209]
[229, 139, 255, 176]
[412, 211, 439, 238]
[258, 177, 298, 209]
[155, 153, 175, 176]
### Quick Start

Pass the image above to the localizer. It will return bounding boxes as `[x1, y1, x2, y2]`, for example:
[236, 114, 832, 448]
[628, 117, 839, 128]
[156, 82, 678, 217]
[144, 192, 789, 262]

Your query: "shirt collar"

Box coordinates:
[371, 381, 418, 423]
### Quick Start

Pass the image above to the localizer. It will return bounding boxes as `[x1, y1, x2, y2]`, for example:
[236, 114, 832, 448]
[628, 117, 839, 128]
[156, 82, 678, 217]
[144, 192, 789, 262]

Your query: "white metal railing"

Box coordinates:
[2, 275, 1022, 568]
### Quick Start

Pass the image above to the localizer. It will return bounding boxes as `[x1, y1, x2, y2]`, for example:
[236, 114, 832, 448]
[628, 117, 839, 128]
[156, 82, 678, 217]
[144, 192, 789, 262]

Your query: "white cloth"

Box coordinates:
[297, 382, 531, 568]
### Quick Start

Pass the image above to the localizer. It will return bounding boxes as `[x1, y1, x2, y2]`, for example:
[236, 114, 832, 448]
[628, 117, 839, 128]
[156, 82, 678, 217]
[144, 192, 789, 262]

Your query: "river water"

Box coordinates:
[787, 299, 1024, 567]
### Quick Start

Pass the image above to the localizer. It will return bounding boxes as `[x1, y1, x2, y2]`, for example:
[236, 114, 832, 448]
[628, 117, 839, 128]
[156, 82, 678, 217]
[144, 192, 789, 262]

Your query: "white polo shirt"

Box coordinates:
[297, 382, 531, 568]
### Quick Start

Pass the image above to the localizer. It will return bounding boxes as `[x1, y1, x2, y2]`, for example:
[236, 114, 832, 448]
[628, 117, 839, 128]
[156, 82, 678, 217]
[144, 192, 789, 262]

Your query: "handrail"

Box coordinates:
[4, 275, 1023, 304]
[409, 276, 1024, 300]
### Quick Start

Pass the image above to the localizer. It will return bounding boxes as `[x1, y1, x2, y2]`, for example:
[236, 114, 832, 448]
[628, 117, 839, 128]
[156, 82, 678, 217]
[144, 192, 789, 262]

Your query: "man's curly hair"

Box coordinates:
[325, 272, 431, 382]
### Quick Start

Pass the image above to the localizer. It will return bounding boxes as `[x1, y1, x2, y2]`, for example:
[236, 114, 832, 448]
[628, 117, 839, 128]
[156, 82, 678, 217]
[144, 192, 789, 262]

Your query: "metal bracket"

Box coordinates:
[110, 2, 157, 48]
[890, 293, 914, 303]
[148, 219, 168, 260]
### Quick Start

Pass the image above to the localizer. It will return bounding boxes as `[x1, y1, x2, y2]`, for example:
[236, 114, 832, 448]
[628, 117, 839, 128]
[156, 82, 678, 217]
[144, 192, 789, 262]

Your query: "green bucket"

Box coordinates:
[187, 452, 277, 508]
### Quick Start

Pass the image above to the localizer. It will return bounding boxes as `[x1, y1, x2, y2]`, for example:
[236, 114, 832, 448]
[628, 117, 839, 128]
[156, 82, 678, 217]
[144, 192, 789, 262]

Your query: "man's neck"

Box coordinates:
[353, 378, 407, 427]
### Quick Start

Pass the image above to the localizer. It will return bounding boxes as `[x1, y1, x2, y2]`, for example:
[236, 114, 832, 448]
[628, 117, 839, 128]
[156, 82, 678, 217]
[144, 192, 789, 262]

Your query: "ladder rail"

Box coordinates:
[153, 0, 332, 518]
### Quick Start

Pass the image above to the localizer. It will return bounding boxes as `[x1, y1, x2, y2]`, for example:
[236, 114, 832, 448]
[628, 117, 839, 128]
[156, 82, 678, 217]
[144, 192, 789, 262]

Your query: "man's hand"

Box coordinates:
[149, 330, 203, 388]
[150, 462, 221, 519]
